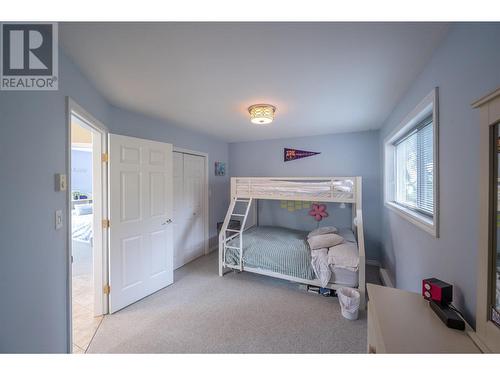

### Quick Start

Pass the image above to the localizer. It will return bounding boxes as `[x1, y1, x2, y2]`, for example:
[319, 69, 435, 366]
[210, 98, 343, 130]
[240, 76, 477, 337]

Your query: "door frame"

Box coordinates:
[66, 97, 109, 353]
[173, 146, 209, 257]
[471, 87, 500, 352]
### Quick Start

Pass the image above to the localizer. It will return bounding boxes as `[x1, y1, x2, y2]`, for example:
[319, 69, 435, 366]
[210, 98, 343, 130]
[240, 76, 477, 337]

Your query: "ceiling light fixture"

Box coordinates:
[248, 104, 276, 125]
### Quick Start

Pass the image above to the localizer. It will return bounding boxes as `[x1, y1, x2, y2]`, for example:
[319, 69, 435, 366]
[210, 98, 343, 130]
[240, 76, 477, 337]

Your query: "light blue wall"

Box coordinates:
[108, 106, 229, 246]
[228, 130, 381, 260]
[379, 23, 500, 324]
[257, 200, 355, 233]
[0, 51, 110, 353]
[0, 50, 229, 353]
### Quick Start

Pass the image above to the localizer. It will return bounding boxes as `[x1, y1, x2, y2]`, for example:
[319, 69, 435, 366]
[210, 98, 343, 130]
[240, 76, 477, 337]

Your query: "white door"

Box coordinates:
[173, 152, 206, 269]
[108, 134, 173, 313]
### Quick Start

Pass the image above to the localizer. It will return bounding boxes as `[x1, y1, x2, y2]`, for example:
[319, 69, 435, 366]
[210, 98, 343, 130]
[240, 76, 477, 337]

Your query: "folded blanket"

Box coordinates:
[328, 242, 359, 271]
[309, 229, 359, 286]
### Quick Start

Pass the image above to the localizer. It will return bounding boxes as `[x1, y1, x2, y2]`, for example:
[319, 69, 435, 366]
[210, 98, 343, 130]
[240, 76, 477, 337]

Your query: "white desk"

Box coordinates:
[367, 283, 482, 353]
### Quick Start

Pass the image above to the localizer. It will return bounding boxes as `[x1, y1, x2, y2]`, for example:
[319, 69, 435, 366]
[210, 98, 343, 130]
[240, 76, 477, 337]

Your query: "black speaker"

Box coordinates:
[429, 300, 465, 331]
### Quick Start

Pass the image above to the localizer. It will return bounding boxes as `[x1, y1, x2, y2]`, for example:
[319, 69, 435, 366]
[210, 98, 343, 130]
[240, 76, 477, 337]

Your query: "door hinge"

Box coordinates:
[103, 284, 110, 295]
[101, 153, 109, 163]
[102, 219, 110, 228]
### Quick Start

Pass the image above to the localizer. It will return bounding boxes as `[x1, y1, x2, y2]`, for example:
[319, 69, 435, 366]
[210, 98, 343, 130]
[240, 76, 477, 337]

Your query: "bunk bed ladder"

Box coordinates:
[222, 197, 253, 272]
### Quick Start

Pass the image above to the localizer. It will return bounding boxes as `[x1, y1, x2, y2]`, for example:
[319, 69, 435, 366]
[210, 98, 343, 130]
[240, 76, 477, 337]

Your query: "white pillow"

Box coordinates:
[307, 233, 344, 250]
[337, 228, 357, 243]
[307, 226, 338, 239]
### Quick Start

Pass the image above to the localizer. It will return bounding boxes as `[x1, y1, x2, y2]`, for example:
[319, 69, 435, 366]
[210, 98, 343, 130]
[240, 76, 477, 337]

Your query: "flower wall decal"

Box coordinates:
[308, 203, 329, 222]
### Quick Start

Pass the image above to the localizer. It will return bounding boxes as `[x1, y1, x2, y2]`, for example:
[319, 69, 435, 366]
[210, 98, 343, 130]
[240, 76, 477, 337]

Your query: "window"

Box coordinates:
[384, 88, 438, 237]
[394, 116, 433, 216]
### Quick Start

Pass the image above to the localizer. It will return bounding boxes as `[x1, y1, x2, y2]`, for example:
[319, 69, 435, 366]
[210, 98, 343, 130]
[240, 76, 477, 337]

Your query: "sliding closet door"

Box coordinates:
[173, 152, 185, 269]
[184, 154, 205, 261]
[173, 152, 206, 269]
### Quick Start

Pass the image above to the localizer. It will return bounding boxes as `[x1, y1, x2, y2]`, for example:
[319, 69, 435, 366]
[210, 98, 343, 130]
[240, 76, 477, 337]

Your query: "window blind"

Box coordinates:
[394, 117, 434, 217]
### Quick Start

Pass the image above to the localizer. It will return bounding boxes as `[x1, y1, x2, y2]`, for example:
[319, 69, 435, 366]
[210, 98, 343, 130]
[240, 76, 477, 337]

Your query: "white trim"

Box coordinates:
[383, 87, 439, 238]
[471, 87, 500, 108]
[173, 146, 208, 158]
[66, 97, 109, 353]
[173, 146, 210, 257]
[473, 86, 500, 353]
[379, 268, 394, 288]
[385, 201, 436, 237]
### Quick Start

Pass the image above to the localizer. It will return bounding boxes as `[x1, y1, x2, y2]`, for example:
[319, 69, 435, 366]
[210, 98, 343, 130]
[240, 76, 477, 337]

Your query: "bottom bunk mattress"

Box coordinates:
[330, 267, 358, 288]
[225, 225, 315, 280]
[224, 225, 359, 287]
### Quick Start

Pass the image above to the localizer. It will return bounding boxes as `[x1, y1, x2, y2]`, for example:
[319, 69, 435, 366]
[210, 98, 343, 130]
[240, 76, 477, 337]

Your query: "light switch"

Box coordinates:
[55, 173, 67, 191]
[55, 209, 63, 230]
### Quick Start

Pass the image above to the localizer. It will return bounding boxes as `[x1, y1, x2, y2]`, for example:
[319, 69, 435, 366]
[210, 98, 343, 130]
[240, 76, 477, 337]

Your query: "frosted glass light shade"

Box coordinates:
[248, 104, 276, 125]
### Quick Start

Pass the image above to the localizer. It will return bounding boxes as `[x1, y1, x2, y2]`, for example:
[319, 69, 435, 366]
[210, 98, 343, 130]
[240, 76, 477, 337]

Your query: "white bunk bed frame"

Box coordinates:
[218, 176, 366, 310]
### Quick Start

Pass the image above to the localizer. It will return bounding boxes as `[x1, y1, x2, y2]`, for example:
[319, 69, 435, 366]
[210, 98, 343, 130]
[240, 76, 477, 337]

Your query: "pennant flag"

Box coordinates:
[284, 148, 321, 162]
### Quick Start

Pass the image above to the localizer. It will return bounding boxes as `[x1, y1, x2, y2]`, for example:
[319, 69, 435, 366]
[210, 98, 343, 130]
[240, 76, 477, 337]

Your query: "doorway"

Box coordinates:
[67, 100, 177, 350]
[68, 99, 107, 353]
[173, 148, 209, 269]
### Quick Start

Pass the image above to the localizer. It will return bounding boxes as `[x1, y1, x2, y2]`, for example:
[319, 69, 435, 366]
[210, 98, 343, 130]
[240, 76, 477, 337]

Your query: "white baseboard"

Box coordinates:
[379, 268, 394, 288]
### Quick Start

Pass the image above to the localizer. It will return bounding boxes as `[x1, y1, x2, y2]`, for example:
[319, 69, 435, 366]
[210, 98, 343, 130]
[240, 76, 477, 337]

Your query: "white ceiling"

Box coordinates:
[60, 23, 449, 142]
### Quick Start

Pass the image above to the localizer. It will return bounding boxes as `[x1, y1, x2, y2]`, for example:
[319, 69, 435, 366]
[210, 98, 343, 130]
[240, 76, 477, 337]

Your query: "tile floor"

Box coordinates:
[72, 241, 102, 354]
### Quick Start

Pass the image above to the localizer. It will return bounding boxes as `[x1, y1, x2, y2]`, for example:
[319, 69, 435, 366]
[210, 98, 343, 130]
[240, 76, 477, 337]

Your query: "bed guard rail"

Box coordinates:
[355, 208, 366, 310]
[231, 177, 358, 202]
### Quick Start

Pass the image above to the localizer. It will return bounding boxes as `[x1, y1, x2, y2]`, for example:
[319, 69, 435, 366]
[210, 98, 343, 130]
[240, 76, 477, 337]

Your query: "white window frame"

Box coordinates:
[470, 87, 500, 353]
[384, 88, 439, 237]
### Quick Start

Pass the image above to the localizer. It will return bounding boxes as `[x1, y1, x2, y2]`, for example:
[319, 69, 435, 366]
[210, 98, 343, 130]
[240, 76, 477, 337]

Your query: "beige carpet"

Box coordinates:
[87, 252, 380, 353]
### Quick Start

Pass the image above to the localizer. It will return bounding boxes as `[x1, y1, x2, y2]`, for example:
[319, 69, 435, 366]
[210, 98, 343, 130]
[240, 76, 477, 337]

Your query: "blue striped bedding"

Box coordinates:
[225, 226, 315, 280]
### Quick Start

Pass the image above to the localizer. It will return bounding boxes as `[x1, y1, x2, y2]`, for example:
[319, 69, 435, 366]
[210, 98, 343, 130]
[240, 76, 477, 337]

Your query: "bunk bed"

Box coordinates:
[218, 176, 366, 309]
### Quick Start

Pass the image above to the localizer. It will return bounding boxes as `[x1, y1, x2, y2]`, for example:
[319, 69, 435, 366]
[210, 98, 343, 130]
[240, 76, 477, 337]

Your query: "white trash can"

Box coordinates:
[338, 287, 360, 320]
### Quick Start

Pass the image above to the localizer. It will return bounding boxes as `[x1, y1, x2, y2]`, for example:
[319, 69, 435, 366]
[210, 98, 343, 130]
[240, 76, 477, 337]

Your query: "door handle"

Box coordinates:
[162, 218, 173, 225]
